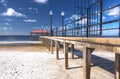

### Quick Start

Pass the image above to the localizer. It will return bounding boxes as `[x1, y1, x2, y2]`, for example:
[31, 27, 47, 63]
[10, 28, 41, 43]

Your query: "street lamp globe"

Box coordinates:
[61, 11, 65, 16]
[49, 10, 53, 16]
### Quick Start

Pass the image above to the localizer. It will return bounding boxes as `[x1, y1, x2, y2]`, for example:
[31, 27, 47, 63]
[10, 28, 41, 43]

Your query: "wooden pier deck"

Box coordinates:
[40, 36, 120, 79]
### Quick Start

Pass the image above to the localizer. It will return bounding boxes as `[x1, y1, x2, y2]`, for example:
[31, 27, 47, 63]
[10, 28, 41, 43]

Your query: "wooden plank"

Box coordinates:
[41, 36, 120, 46]
[56, 41, 60, 60]
[71, 44, 74, 59]
[115, 53, 120, 79]
[50, 40, 53, 54]
[64, 42, 68, 69]
[83, 38, 120, 45]
[83, 47, 94, 79]
[41, 36, 120, 53]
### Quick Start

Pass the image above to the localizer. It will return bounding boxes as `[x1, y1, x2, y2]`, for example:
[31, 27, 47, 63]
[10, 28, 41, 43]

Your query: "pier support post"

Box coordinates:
[115, 53, 120, 79]
[50, 40, 54, 54]
[83, 47, 94, 79]
[48, 39, 50, 52]
[64, 42, 68, 69]
[56, 41, 60, 60]
[71, 44, 74, 59]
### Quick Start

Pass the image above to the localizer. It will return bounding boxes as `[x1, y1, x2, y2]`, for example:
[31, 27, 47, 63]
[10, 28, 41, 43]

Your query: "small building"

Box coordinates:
[30, 30, 49, 40]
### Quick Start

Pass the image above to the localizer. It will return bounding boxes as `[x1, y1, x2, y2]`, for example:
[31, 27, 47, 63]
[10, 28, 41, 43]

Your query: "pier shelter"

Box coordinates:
[30, 30, 49, 40]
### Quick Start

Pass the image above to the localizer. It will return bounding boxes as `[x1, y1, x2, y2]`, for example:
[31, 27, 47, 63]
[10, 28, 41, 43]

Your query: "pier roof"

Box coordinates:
[31, 30, 49, 34]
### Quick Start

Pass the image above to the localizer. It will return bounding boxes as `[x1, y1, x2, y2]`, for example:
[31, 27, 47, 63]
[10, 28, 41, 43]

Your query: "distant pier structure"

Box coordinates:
[30, 30, 49, 41]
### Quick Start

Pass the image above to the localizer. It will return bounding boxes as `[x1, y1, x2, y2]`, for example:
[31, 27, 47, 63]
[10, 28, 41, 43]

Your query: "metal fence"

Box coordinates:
[52, 0, 120, 37]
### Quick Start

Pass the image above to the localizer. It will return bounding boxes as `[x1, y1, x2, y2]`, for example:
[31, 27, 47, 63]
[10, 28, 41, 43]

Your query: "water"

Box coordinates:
[0, 36, 38, 41]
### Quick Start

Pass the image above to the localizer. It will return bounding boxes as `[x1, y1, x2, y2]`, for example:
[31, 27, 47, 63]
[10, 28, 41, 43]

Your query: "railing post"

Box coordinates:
[56, 28, 57, 36]
[65, 25, 66, 37]
[118, 11, 120, 37]
[86, 8, 89, 37]
[100, 0, 103, 37]
[62, 15, 64, 36]
[115, 53, 120, 79]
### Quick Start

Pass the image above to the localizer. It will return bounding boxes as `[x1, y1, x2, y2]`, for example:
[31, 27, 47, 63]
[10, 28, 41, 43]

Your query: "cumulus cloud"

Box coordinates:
[24, 19, 37, 22]
[106, 7, 120, 17]
[2, 8, 26, 17]
[34, 0, 48, 4]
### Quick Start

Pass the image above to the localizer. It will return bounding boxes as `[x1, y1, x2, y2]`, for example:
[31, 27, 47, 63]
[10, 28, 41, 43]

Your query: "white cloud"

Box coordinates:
[5, 22, 10, 25]
[24, 19, 37, 22]
[58, 26, 69, 30]
[3, 27, 12, 32]
[28, 7, 38, 13]
[106, 7, 120, 17]
[2, 8, 26, 17]
[34, 0, 48, 4]
[65, 14, 87, 25]
[5, 18, 12, 21]
[1, 0, 7, 7]
[3, 27, 7, 31]
[65, 14, 81, 21]
[19, 8, 25, 11]
[102, 16, 106, 20]
[29, 7, 37, 10]
[1, 0, 6, 3]
[75, 18, 87, 24]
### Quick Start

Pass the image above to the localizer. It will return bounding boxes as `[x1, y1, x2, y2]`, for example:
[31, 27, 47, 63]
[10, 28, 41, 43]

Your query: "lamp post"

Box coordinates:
[49, 10, 53, 36]
[61, 11, 65, 36]
[41, 26, 43, 36]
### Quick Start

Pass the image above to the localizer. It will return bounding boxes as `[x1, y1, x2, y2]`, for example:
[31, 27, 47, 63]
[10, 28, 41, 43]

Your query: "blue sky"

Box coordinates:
[0, 0, 120, 35]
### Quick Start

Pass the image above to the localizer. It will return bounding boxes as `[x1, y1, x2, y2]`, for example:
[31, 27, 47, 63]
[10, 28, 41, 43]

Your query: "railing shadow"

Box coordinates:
[68, 48, 114, 74]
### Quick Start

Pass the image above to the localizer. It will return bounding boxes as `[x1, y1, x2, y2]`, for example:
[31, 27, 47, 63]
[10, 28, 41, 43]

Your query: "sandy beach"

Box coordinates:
[0, 44, 115, 79]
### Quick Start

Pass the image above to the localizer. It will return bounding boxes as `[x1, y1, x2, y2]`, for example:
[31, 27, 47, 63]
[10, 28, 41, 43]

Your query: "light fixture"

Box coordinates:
[49, 10, 53, 16]
[61, 11, 65, 16]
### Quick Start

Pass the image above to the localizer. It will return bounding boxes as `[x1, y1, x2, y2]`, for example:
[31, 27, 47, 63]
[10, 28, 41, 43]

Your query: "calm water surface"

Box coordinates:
[0, 36, 39, 41]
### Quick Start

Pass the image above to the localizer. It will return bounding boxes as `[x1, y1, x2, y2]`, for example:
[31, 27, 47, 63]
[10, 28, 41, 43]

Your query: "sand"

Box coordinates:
[0, 44, 115, 79]
[0, 45, 72, 79]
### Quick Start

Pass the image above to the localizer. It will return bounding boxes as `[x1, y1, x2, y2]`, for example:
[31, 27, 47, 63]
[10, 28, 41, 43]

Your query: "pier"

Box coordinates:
[40, 36, 120, 79]
[38, 1, 120, 78]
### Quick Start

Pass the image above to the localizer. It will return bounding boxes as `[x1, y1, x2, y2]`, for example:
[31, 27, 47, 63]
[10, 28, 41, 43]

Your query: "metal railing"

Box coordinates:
[52, 0, 120, 37]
